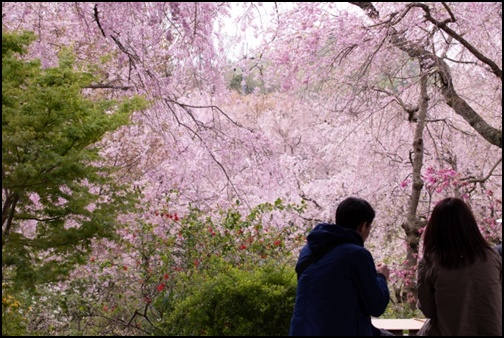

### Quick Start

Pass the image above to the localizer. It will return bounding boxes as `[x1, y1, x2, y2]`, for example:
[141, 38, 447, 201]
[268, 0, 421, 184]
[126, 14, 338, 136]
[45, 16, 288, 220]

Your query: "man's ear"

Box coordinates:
[356, 221, 367, 233]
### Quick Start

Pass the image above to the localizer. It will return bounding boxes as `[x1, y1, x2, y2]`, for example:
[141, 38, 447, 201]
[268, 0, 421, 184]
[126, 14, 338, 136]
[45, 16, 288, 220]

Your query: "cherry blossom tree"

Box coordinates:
[2, 2, 502, 332]
[239, 1, 501, 305]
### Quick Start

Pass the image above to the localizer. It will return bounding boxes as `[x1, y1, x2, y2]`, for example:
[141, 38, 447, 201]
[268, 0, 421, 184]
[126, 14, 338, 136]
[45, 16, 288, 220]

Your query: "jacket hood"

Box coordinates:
[307, 222, 363, 254]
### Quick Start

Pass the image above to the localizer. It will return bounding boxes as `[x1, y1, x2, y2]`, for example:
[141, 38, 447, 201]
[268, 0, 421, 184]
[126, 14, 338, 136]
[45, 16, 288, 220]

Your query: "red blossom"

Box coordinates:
[163, 273, 169, 280]
[157, 283, 166, 292]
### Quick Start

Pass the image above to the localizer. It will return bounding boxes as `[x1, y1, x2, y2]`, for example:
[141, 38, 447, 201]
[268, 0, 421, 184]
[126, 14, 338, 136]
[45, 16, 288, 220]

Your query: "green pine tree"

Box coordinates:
[2, 31, 147, 290]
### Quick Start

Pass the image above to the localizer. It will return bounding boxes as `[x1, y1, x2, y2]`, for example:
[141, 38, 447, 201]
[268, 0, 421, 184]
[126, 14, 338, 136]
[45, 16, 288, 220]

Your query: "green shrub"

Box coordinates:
[156, 260, 297, 336]
[2, 287, 31, 336]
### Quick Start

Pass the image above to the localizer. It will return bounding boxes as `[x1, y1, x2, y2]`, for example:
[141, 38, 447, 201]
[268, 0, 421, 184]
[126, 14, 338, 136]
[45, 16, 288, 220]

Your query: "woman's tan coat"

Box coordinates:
[417, 248, 502, 336]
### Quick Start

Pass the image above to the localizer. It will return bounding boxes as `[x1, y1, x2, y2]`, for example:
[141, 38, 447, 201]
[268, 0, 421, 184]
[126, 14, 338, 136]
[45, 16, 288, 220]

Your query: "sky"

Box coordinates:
[216, 2, 290, 62]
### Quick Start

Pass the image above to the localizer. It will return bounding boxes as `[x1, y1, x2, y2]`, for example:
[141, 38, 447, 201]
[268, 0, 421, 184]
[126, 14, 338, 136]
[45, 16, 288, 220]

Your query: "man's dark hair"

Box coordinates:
[335, 197, 375, 231]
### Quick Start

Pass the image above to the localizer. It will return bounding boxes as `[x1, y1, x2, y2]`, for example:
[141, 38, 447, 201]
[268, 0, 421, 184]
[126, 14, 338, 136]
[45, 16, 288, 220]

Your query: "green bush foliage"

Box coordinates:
[19, 199, 307, 336]
[156, 260, 297, 336]
[2, 30, 147, 290]
[2, 286, 31, 336]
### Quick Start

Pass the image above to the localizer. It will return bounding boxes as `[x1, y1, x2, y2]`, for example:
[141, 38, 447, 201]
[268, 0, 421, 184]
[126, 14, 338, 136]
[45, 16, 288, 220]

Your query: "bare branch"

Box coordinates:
[348, 2, 379, 19]
[85, 84, 133, 90]
[353, 2, 502, 148]
[207, 149, 250, 210]
[463, 157, 502, 184]
[171, 101, 248, 130]
[371, 86, 419, 122]
[93, 5, 106, 37]
[408, 2, 502, 79]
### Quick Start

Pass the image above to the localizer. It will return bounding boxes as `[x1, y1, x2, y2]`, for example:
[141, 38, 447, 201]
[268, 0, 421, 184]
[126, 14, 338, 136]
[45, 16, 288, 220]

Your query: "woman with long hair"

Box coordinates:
[417, 197, 502, 336]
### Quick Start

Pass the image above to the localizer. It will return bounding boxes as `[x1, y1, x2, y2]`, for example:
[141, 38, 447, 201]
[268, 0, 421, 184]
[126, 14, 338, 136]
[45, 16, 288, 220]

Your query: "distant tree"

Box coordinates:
[2, 31, 147, 289]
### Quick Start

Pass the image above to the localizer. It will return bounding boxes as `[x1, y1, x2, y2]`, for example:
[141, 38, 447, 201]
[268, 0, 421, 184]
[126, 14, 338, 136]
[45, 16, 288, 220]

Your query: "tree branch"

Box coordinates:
[408, 2, 502, 79]
[2, 193, 19, 248]
[350, 2, 502, 148]
[463, 157, 502, 184]
[85, 84, 133, 90]
[93, 5, 106, 37]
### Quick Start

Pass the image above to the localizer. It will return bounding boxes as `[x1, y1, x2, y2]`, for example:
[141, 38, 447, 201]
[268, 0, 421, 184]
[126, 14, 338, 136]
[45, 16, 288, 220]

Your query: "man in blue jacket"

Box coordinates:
[289, 197, 390, 336]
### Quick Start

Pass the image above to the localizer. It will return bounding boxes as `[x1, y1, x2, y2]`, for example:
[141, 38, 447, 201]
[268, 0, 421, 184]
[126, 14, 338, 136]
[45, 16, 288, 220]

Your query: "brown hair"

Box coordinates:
[422, 197, 491, 269]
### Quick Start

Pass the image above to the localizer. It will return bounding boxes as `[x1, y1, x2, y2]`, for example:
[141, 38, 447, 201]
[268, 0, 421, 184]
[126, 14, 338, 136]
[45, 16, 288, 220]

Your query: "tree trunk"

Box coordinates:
[400, 73, 429, 308]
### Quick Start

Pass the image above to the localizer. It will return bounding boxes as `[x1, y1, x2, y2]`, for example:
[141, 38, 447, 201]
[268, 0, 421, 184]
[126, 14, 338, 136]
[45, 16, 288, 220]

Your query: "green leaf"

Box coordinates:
[2, 30, 148, 290]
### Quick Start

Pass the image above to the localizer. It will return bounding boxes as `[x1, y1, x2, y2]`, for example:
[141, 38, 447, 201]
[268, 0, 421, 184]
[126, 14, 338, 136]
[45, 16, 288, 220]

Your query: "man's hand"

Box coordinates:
[376, 263, 390, 280]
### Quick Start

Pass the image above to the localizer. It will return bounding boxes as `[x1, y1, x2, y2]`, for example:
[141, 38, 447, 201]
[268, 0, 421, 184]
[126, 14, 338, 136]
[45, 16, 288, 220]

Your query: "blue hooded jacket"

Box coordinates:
[289, 223, 390, 336]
